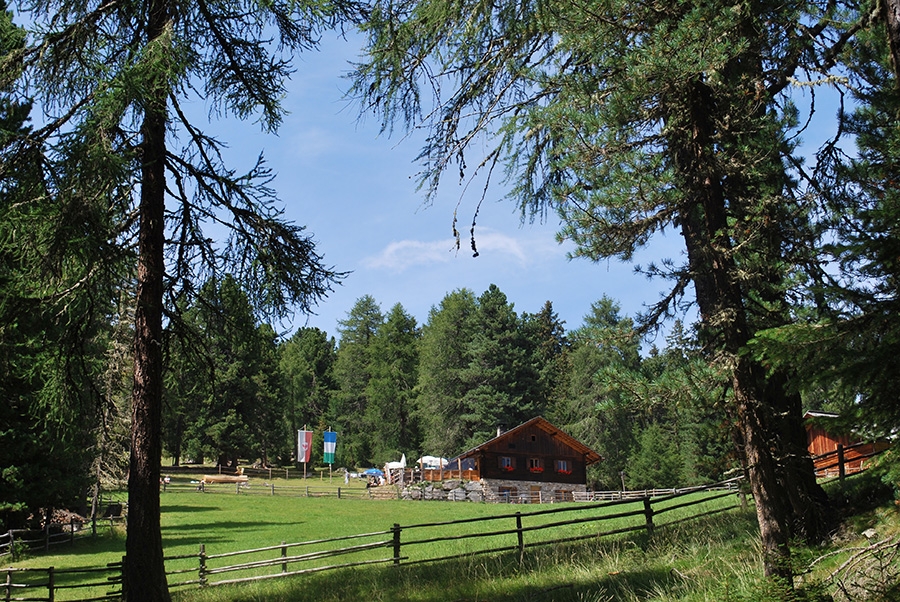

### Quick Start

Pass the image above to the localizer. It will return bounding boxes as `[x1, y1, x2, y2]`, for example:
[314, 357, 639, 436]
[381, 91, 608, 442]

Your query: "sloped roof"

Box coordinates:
[458, 416, 603, 465]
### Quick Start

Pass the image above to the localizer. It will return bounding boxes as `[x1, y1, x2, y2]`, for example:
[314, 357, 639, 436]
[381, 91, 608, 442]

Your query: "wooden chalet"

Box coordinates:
[456, 417, 602, 502]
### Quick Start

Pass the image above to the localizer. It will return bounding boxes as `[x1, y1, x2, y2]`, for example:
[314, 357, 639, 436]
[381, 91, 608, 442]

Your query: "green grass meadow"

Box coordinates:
[6, 472, 899, 601]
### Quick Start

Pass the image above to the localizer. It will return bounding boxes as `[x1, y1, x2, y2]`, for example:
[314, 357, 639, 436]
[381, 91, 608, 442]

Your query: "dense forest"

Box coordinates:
[163, 283, 736, 490]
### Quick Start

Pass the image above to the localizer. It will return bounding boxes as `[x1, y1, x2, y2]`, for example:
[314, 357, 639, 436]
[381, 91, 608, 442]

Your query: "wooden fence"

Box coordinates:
[812, 441, 892, 480]
[1, 508, 126, 562]
[3, 482, 744, 600]
[2, 562, 122, 602]
[165, 481, 744, 590]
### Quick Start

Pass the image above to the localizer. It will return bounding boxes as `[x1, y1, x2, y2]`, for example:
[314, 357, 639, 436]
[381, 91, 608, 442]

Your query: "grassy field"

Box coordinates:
[6, 472, 900, 601]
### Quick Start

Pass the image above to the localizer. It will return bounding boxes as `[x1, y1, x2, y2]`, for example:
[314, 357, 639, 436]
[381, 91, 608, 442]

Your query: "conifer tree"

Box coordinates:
[279, 327, 337, 463]
[330, 295, 384, 466]
[416, 289, 479, 455]
[365, 303, 421, 463]
[350, 0, 858, 582]
[6, 2, 362, 598]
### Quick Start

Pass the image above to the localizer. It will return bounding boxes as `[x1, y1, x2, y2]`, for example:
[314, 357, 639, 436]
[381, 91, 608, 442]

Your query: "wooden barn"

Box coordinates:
[805, 411, 853, 456]
[456, 416, 602, 502]
[805, 410, 890, 477]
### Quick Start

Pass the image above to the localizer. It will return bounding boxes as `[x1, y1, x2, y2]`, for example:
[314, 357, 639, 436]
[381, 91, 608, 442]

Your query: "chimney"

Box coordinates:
[496, 423, 507, 437]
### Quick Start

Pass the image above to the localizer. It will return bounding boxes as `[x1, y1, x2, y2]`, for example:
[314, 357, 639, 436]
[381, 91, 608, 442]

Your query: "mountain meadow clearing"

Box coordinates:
[5, 471, 900, 602]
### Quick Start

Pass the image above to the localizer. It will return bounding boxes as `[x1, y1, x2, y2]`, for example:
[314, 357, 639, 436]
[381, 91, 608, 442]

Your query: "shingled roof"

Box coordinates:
[458, 416, 602, 465]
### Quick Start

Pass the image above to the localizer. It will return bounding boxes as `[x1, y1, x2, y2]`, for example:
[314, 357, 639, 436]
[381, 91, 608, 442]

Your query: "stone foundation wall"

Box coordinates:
[480, 478, 586, 503]
[401, 479, 484, 502]
[399, 478, 586, 503]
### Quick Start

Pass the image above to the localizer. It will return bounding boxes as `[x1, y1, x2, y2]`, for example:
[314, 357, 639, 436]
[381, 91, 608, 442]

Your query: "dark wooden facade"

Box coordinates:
[458, 417, 602, 485]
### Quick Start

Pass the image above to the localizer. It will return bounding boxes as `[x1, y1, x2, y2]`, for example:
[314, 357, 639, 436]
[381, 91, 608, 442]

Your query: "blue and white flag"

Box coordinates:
[323, 431, 337, 464]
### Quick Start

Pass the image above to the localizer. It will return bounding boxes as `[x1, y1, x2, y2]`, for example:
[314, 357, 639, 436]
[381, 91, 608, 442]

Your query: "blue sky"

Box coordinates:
[193, 32, 682, 348]
[199, 31, 838, 347]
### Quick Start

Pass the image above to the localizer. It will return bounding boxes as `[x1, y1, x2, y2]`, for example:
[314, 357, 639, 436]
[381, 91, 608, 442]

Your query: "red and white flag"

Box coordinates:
[298, 430, 313, 463]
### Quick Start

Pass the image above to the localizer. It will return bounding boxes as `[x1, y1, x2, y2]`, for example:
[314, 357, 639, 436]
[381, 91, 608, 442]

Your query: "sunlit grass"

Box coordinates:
[8, 472, 899, 602]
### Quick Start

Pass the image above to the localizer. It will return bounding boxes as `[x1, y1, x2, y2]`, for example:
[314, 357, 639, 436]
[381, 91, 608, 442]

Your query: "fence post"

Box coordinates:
[306, 486, 310, 497]
[8, 532, 14, 562]
[70, 518, 75, 545]
[270, 483, 275, 496]
[837, 444, 846, 484]
[515, 512, 525, 565]
[337, 487, 341, 499]
[4, 568, 11, 602]
[643, 498, 654, 536]
[47, 567, 54, 602]
[119, 556, 126, 598]
[198, 545, 207, 587]
[44, 521, 50, 552]
[281, 541, 287, 573]
[392, 524, 402, 566]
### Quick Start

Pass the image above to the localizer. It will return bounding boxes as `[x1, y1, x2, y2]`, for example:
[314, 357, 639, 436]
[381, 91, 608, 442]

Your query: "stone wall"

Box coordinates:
[480, 478, 587, 503]
[401, 479, 484, 502]
[399, 478, 587, 503]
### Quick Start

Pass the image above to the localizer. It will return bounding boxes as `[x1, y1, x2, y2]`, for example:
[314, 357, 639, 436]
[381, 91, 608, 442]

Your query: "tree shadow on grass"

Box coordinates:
[162, 505, 222, 514]
[175, 551, 684, 602]
[161, 520, 302, 532]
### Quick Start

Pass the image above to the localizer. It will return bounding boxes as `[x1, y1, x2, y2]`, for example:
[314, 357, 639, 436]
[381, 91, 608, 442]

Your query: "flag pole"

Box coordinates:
[303, 424, 308, 480]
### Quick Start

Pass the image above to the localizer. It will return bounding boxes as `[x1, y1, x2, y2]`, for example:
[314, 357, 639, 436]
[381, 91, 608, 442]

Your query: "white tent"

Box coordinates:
[385, 454, 407, 470]
[417, 456, 449, 469]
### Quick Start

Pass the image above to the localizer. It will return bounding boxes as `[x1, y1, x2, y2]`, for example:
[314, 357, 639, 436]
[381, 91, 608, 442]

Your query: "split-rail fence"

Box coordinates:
[2, 441, 890, 601]
[3, 481, 742, 601]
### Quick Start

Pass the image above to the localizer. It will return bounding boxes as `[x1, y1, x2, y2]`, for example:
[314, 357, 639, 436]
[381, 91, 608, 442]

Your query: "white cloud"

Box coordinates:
[362, 229, 534, 272]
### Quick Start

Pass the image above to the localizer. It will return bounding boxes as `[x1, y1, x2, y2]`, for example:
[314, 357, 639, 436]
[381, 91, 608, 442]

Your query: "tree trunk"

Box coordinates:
[884, 0, 900, 85]
[767, 371, 829, 542]
[124, 1, 171, 600]
[669, 78, 794, 584]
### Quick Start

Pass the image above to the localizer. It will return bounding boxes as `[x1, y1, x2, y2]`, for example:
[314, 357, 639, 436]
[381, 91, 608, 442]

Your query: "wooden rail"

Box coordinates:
[2, 562, 122, 602]
[812, 441, 891, 480]
[3, 481, 745, 600]
[162, 483, 743, 590]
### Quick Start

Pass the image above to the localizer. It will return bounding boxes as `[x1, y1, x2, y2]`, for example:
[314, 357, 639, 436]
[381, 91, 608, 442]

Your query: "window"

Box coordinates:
[528, 458, 544, 473]
[556, 459, 572, 475]
[499, 456, 515, 472]
[499, 486, 518, 502]
[554, 490, 574, 502]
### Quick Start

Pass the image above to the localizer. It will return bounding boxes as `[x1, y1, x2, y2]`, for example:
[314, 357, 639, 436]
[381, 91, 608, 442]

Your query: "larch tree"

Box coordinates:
[1, 0, 122, 533]
[753, 0, 900, 446]
[350, 0, 858, 583]
[6, 1, 363, 599]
